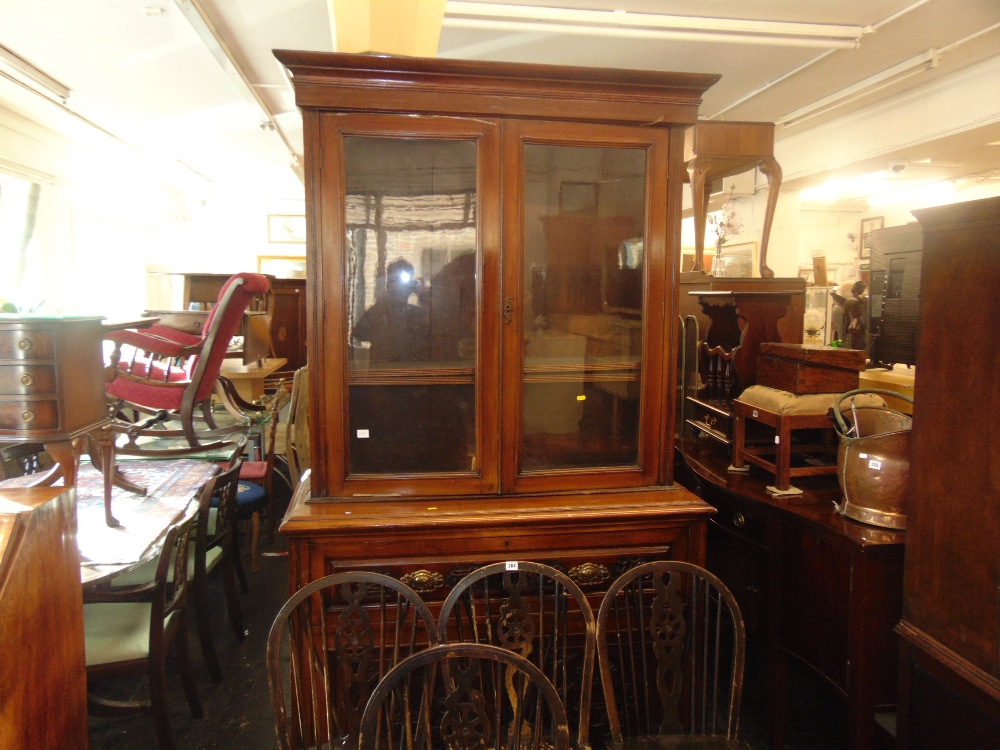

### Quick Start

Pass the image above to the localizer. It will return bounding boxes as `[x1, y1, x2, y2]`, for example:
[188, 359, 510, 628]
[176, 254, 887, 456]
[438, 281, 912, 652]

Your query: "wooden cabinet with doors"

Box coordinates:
[274, 52, 719, 594]
[178, 272, 307, 371]
[895, 196, 1000, 749]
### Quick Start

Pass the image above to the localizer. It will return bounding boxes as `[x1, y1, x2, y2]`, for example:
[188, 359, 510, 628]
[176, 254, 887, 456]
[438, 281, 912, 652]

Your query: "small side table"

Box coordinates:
[0, 316, 113, 522]
[220, 356, 288, 403]
[685, 120, 783, 278]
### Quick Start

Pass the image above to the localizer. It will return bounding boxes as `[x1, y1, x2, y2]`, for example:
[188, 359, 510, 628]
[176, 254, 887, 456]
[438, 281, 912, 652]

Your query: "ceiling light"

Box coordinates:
[443, 2, 869, 49]
[0, 44, 69, 104]
[780, 50, 940, 129]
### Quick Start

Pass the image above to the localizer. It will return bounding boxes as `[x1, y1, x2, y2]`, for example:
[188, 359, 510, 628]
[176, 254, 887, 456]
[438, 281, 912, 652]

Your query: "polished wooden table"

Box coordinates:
[677, 438, 905, 750]
[2, 458, 219, 586]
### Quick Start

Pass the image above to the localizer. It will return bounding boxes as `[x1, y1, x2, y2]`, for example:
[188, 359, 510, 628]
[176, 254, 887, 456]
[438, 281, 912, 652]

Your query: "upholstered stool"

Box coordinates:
[731, 385, 884, 494]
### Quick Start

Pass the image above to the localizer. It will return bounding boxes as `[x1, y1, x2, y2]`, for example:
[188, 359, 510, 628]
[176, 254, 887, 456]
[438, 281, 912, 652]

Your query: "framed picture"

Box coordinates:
[258, 255, 306, 278]
[860, 216, 884, 259]
[267, 214, 306, 243]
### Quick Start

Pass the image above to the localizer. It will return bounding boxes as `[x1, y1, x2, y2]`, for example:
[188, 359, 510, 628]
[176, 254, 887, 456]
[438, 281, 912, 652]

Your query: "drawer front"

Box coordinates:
[0, 328, 55, 361]
[0, 399, 60, 431]
[685, 398, 733, 445]
[323, 547, 676, 604]
[0, 365, 57, 396]
[706, 490, 769, 548]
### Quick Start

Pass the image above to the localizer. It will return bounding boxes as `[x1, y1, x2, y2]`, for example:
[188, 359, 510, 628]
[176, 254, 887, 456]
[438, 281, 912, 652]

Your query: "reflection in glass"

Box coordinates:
[344, 136, 478, 475]
[522, 144, 646, 471]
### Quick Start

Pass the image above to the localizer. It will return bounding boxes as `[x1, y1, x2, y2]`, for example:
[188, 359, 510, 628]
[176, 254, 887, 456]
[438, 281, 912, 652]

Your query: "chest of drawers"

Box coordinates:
[0, 317, 108, 440]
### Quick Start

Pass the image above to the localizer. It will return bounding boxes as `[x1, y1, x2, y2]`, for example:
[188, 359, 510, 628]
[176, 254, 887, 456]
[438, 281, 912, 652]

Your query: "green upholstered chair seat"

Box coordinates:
[112, 525, 222, 587]
[84, 602, 174, 667]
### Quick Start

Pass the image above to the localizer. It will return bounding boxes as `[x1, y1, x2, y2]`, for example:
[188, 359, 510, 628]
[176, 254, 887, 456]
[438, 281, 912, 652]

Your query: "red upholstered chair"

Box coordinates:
[105, 273, 271, 456]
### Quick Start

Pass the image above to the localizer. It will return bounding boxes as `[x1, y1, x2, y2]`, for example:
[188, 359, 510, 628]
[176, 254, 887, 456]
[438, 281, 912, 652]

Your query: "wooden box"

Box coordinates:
[756, 342, 865, 395]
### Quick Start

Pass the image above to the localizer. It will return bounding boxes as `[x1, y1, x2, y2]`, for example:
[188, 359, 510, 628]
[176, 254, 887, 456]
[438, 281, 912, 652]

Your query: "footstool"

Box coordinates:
[731, 385, 884, 494]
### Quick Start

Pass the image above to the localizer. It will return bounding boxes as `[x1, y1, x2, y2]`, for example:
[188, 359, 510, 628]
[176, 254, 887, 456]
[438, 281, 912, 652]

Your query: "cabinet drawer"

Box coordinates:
[0, 399, 59, 431]
[707, 491, 768, 548]
[0, 329, 55, 361]
[324, 547, 677, 603]
[0, 365, 57, 396]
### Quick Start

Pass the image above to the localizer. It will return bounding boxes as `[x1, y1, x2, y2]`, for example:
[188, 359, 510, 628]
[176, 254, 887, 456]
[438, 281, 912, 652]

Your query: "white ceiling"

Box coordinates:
[1, 0, 999, 201]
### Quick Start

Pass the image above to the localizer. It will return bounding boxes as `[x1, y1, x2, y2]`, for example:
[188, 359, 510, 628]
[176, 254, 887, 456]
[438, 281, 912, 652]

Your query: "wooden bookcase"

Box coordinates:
[275, 50, 721, 600]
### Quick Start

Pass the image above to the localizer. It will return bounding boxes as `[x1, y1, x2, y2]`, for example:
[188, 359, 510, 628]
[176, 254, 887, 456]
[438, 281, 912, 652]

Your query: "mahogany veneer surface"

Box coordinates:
[0, 486, 87, 750]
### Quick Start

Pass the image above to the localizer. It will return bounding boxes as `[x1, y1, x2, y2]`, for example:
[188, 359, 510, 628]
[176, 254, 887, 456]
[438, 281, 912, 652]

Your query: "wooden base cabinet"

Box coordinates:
[896, 197, 1000, 749]
[284, 479, 713, 604]
[0, 486, 88, 750]
[679, 441, 905, 750]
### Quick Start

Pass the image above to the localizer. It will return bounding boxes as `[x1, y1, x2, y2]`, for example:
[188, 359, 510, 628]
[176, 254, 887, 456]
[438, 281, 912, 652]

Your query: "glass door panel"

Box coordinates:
[344, 135, 479, 475]
[521, 142, 647, 471]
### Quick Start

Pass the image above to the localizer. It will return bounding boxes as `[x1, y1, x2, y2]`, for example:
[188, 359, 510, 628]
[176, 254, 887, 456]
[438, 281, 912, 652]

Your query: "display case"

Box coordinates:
[803, 285, 835, 345]
[275, 50, 721, 502]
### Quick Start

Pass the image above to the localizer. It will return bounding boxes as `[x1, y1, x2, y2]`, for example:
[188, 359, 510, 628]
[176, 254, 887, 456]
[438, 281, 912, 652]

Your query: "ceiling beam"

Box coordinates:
[329, 0, 447, 56]
[443, 2, 870, 49]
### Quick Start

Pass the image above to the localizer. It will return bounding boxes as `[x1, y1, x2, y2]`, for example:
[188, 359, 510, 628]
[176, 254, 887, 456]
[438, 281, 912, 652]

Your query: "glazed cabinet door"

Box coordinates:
[500, 120, 671, 493]
[313, 113, 501, 497]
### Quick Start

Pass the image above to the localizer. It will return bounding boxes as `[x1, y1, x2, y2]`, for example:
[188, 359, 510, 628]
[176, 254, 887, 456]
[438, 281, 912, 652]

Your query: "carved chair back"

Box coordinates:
[437, 561, 595, 750]
[358, 642, 571, 750]
[266, 572, 439, 750]
[596, 561, 746, 749]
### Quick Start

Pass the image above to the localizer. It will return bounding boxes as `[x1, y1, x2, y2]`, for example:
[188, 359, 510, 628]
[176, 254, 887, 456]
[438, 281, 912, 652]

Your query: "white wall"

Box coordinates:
[0, 102, 307, 316]
[0, 105, 186, 317]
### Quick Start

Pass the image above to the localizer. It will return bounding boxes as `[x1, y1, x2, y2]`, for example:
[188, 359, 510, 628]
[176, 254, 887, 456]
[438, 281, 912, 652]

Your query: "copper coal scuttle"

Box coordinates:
[831, 389, 914, 530]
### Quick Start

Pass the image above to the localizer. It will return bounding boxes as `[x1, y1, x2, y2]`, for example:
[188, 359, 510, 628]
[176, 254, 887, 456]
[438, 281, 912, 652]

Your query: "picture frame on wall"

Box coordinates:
[267, 214, 306, 243]
[860, 216, 884, 259]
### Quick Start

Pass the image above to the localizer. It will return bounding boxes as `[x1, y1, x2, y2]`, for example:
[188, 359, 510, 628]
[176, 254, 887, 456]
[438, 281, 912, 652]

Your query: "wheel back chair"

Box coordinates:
[437, 561, 596, 750]
[358, 642, 572, 750]
[266, 572, 440, 750]
[596, 561, 748, 750]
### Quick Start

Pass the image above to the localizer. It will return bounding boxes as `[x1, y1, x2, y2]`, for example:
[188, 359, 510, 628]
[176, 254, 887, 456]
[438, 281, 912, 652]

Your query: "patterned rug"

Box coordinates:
[2, 459, 219, 567]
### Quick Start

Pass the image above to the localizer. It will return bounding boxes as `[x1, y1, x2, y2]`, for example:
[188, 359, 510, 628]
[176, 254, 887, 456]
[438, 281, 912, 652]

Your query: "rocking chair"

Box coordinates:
[105, 272, 271, 458]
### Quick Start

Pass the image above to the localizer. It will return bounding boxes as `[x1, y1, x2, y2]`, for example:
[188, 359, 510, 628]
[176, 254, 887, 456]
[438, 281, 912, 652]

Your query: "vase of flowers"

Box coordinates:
[707, 184, 742, 277]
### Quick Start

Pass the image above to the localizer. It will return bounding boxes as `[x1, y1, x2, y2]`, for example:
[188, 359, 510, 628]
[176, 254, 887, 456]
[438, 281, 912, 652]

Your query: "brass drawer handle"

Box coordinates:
[21, 409, 36, 423]
[400, 569, 444, 593]
[568, 562, 611, 586]
[18, 338, 32, 351]
[732, 512, 746, 528]
[20, 374, 35, 387]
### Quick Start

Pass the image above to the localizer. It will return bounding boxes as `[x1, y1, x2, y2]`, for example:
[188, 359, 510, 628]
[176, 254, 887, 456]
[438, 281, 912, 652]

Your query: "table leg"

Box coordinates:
[758, 156, 783, 279]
